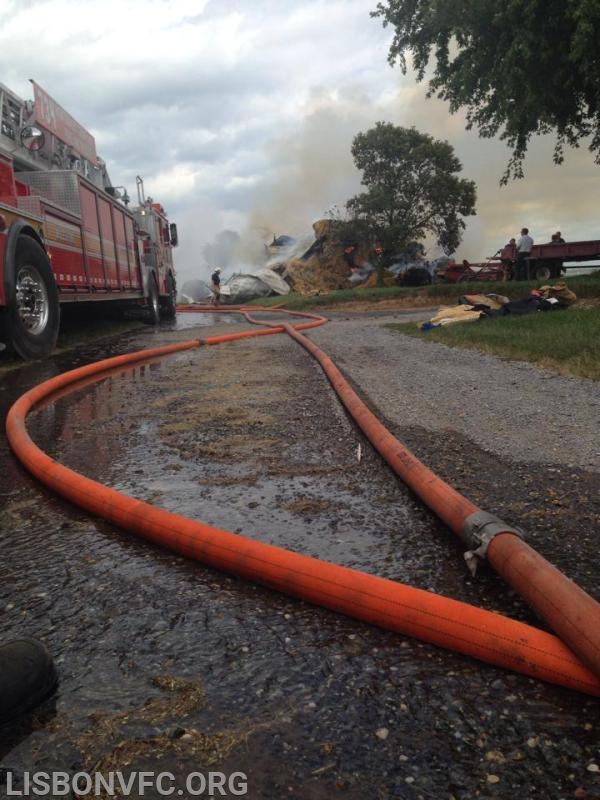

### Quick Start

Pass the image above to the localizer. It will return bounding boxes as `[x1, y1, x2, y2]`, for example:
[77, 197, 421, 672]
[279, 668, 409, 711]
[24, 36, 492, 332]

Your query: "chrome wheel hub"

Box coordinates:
[15, 266, 49, 335]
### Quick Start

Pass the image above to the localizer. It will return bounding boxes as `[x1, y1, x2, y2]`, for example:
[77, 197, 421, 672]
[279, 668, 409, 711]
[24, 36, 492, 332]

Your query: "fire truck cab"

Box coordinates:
[0, 80, 178, 359]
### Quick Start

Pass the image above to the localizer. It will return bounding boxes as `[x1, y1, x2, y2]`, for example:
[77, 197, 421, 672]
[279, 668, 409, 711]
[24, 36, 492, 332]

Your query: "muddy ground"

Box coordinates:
[1, 310, 599, 800]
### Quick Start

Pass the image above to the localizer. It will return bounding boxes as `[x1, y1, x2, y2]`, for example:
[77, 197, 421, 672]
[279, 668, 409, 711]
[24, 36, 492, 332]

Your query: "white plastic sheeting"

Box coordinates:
[248, 268, 290, 295]
[178, 279, 212, 303]
[180, 267, 291, 305]
[224, 274, 273, 304]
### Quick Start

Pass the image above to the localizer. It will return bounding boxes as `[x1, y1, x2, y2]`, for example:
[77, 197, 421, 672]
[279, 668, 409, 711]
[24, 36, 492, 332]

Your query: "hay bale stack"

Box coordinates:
[283, 219, 370, 295]
[358, 270, 397, 289]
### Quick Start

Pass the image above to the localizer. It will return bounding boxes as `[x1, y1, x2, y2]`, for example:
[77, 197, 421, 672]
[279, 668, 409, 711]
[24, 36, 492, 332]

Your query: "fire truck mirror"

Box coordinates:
[169, 223, 179, 247]
[20, 125, 45, 152]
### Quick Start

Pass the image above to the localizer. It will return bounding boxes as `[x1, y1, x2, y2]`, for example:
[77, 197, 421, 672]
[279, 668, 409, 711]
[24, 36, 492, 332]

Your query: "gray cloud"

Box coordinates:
[1, 0, 597, 281]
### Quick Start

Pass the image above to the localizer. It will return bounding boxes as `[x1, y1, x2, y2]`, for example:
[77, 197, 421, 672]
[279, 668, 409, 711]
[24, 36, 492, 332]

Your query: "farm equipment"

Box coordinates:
[439, 237, 600, 284]
[436, 258, 506, 283]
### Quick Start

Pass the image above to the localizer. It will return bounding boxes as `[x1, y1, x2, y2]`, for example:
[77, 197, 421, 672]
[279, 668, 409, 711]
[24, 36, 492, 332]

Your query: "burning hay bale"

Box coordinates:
[354, 270, 397, 289]
[282, 219, 368, 295]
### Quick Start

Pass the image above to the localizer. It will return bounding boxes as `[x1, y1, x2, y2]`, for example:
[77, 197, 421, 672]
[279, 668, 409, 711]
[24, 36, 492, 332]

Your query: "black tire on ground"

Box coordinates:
[400, 267, 433, 286]
[0, 638, 58, 723]
[1, 236, 60, 359]
[144, 274, 160, 325]
[160, 273, 177, 319]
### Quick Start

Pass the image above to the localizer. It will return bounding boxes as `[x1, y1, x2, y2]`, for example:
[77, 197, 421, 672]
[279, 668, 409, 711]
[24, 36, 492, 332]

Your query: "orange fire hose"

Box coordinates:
[5, 307, 600, 694]
[275, 319, 600, 679]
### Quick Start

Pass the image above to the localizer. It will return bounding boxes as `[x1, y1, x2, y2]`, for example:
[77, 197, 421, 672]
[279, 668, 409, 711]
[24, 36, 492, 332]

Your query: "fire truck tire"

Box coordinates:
[144, 274, 160, 325]
[1, 236, 60, 359]
[161, 274, 177, 319]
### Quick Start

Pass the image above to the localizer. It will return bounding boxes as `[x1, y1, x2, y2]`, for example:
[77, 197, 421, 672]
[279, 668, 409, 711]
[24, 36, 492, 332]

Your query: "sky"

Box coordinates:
[2, 0, 599, 284]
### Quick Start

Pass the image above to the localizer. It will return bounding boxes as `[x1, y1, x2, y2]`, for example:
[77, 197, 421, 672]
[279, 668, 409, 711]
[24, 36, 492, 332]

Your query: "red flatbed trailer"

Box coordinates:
[500, 240, 600, 280]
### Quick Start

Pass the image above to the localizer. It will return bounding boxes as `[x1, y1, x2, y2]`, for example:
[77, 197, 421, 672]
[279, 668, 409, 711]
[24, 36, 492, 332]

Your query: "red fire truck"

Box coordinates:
[0, 81, 178, 359]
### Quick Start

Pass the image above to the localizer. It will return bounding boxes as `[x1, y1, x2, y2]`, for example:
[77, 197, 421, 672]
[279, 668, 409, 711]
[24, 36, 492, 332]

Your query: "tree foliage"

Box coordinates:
[372, 0, 600, 181]
[341, 122, 476, 256]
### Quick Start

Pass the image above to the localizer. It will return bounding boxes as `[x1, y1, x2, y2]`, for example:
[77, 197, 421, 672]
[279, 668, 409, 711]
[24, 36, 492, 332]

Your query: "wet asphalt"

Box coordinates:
[0, 312, 599, 800]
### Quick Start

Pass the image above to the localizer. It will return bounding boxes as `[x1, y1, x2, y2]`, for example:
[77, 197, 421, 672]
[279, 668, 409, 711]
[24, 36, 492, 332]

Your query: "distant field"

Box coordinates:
[563, 264, 600, 276]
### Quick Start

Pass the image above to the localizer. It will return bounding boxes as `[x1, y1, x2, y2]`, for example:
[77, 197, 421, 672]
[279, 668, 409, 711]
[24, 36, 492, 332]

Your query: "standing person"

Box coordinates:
[210, 267, 222, 306]
[515, 227, 534, 280]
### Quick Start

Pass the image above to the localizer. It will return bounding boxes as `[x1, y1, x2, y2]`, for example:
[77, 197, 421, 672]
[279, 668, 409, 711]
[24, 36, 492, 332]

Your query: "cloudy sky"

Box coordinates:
[2, 0, 599, 282]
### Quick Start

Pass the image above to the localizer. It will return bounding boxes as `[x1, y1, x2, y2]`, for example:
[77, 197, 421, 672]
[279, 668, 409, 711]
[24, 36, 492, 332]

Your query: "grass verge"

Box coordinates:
[385, 308, 600, 380]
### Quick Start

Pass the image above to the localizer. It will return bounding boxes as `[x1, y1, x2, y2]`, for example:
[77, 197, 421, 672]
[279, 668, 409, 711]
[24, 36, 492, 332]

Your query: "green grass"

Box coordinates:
[246, 285, 417, 310]
[426, 273, 600, 302]
[386, 308, 600, 380]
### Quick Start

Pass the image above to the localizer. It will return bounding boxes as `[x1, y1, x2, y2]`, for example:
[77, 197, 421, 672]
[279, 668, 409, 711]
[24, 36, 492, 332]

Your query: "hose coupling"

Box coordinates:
[461, 511, 524, 576]
[197, 338, 207, 345]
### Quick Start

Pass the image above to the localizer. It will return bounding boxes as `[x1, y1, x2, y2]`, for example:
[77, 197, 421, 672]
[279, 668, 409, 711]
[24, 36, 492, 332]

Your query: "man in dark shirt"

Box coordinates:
[515, 228, 534, 280]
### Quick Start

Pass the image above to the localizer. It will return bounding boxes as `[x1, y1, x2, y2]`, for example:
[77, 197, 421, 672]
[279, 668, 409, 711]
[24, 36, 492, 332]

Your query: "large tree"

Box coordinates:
[372, 0, 600, 181]
[342, 122, 476, 256]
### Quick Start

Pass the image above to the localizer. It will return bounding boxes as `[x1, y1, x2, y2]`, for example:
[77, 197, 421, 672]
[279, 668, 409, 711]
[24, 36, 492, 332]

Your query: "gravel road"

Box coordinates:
[311, 310, 600, 473]
[2, 308, 599, 800]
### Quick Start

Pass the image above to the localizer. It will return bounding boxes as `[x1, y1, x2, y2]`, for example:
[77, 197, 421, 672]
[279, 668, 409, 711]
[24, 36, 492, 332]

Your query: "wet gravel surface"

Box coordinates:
[1, 309, 599, 800]
[312, 312, 600, 473]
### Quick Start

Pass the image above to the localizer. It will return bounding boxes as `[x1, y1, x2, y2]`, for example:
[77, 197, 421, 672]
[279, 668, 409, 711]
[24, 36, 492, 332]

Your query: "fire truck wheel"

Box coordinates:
[144, 275, 160, 325]
[2, 236, 60, 359]
[161, 274, 177, 319]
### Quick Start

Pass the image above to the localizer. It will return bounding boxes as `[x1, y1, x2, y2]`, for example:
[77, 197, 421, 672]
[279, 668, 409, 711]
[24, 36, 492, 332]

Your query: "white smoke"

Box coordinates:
[179, 82, 600, 278]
